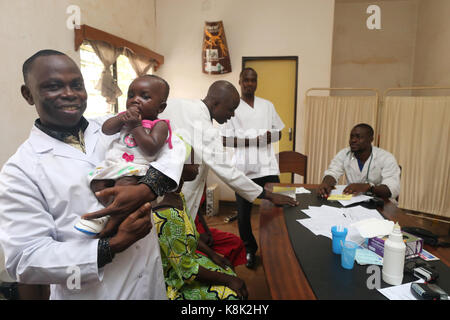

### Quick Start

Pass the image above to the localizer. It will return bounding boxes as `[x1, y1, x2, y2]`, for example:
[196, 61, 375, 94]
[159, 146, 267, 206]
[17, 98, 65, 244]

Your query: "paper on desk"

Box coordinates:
[295, 187, 311, 194]
[342, 206, 384, 223]
[330, 185, 346, 195]
[297, 205, 383, 243]
[327, 194, 352, 201]
[377, 280, 424, 300]
[330, 185, 373, 206]
[351, 218, 394, 238]
[301, 205, 345, 219]
[297, 216, 345, 239]
[297, 205, 363, 242]
[272, 186, 296, 199]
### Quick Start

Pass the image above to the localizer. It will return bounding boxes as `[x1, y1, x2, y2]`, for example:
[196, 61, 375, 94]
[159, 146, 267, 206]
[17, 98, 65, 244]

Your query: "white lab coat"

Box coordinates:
[160, 98, 263, 218]
[0, 117, 186, 299]
[221, 97, 285, 179]
[324, 146, 401, 200]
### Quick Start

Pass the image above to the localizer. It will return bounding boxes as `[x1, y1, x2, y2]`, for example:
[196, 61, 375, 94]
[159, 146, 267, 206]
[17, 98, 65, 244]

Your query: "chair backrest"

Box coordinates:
[278, 151, 308, 183]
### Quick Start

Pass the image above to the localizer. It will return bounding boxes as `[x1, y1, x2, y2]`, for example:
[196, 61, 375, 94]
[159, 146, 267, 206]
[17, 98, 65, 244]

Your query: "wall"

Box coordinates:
[413, 0, 450, 89]
[155, 0, 335, 200]
[331, 0, 419, 95]
[0, 0, 156, 167]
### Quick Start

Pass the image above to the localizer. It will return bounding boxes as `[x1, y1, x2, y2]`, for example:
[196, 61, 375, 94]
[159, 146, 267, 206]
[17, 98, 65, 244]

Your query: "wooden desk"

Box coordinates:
[259, 184, 450, 300]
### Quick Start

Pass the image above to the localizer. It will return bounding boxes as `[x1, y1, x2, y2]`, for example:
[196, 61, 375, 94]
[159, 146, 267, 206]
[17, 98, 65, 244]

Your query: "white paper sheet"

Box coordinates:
[351, 218, 394, 238]
[295, 187, 311, 194]
[297, 205, 383, 244]
[377, 280, 424, 300]
[330, 185, 373, 206]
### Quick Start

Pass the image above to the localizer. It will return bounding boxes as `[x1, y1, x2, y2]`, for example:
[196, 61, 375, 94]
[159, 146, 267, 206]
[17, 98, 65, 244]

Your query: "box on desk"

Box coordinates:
[366, 232, 424, 259]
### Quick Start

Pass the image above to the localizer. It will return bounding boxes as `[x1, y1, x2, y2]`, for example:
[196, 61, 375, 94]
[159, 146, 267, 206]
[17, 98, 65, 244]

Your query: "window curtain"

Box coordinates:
[88, 40, 123, 104]
[304, 95, 378, 184]
[124, 48, 155, 76]
[379, 96, 450, 217]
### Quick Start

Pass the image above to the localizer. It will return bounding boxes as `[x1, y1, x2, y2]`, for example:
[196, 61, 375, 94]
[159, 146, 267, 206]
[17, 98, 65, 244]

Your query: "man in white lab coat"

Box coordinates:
[318, 123, 400, 201]
[160, 81, 297, 233]
[0, 50, 185, 299]
[220, 68, 285, 268]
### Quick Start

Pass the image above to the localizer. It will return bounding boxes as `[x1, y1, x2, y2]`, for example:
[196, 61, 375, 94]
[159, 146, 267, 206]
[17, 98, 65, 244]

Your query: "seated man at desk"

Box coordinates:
[318, 123, 400, 201]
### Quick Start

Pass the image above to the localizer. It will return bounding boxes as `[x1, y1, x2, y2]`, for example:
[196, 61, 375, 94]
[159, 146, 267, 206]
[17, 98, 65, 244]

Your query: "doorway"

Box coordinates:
[242, 56, 298, 183]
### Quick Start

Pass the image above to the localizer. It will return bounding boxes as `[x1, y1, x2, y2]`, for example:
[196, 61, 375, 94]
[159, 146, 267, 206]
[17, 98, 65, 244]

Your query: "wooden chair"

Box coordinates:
[278, 151, 308, 183]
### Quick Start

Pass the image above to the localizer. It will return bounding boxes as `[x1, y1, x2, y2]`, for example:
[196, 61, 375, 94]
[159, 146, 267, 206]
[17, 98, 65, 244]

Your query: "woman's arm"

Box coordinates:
[196, 266, 248, 299]
[197, 211, 213, 246]
[197, 239, 233, 270]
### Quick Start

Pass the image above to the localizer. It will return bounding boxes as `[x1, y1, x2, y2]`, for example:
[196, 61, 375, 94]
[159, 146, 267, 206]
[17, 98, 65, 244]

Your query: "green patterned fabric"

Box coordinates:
[153, 193, 239, 300]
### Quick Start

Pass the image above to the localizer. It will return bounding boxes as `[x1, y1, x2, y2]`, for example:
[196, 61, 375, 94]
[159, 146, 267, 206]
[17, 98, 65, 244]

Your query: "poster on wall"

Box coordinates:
[202, 21, 231, 74]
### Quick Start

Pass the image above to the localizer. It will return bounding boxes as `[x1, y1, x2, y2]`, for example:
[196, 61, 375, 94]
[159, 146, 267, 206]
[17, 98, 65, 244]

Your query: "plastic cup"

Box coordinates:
[331, 225, 348, 254]
[341, 241, 358, 270]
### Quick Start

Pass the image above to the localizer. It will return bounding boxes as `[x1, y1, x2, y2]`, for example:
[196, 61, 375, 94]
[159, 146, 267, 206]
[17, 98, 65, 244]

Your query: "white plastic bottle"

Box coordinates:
[382, 222, 406, 285]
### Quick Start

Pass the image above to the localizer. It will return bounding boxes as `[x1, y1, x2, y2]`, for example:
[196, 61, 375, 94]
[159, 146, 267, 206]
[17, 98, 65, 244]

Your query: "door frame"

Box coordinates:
[241, 56, 299, 152]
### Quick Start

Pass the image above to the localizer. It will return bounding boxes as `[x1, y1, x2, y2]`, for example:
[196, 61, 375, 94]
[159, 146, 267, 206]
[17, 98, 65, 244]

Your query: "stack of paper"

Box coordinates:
[295, 187, 311, 194]
[272, 186, 296, 199]
[329, 185, 373, 206]
[297, 205, 385, 244]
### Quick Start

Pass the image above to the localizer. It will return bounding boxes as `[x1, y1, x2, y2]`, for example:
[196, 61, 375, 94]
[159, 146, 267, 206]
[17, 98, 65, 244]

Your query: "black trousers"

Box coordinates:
[235, 175, 280, 255]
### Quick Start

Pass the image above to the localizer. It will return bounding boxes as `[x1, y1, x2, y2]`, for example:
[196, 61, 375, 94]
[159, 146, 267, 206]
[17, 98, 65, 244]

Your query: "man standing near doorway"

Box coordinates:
[221, 68, 284, 268]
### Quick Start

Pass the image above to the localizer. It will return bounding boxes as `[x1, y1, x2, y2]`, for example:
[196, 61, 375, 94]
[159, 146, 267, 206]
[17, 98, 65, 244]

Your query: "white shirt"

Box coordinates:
[324, 146, 401, 200]
[0, 117, 186, 299]
[221, 97, 285, 179]
[160, 98, 263, 218]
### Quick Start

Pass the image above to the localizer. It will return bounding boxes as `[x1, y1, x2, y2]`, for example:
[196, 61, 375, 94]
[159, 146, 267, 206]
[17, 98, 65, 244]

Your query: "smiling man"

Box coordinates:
[318, 123, 401, 200]
[0, 50, 186, 299]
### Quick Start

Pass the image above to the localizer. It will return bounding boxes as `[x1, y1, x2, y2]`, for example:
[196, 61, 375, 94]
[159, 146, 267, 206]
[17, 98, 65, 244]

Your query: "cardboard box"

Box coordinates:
[366, 231, 424, 259]
[206, 184, 220, 217]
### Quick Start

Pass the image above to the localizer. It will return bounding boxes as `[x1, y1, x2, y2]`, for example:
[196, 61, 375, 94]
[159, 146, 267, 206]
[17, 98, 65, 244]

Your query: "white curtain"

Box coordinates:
[124, 48, 155, 77]
[304, 95, 378, 184]
[379, 96, 450, 217]
[88, 40, 123, 104]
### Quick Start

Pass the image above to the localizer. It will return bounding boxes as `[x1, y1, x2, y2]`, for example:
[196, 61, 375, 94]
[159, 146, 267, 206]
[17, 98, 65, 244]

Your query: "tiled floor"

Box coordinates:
[202, 202, 272, 300]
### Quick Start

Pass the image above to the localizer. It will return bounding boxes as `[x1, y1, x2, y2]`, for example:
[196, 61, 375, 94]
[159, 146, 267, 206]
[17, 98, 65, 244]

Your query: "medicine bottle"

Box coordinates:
[382, 222, 406, 285]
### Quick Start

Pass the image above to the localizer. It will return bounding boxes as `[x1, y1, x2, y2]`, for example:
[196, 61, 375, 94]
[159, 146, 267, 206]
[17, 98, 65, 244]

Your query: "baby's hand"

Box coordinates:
[123, 107, 141, 129]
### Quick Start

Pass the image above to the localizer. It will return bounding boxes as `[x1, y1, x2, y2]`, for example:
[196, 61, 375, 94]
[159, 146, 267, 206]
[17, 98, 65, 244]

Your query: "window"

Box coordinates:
[80, 43, 146, 118]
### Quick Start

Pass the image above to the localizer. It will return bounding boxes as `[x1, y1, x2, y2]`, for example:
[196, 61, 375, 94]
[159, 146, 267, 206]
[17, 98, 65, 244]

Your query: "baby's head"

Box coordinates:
[126, 75, 170, 120]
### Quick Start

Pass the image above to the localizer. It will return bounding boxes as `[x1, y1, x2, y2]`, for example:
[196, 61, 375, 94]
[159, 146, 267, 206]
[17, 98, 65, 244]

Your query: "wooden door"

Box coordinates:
[243, 57, 298, 183]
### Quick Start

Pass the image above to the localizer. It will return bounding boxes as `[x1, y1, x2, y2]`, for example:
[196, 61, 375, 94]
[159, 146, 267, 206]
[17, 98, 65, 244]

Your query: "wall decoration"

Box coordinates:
[202, 21, 231, 74]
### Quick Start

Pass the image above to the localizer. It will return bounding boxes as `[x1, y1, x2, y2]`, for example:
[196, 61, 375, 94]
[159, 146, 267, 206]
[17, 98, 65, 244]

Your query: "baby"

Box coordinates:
[75, 74, 172, 235]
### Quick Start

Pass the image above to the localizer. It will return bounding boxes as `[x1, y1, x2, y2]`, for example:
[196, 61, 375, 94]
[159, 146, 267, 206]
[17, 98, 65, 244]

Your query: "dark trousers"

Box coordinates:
[235, 175, 280, 255]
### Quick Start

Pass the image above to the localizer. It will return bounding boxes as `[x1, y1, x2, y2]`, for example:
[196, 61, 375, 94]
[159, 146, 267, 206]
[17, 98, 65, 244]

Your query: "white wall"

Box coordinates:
[0, 0, 73, 166]
[331, 0, 419, 95]
[0, 0, 156, 167]
[413, 0, 450, 88]
[155, 0, 335, 200]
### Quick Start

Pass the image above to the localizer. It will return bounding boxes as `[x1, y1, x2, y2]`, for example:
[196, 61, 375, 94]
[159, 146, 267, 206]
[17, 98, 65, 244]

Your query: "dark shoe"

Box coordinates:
[245, 253, 256, 269]
[224, 213, 238, 223]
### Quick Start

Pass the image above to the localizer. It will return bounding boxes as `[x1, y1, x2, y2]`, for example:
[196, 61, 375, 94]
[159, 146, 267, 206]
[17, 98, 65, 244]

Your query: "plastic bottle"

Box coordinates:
[382, 222, 406, 285]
